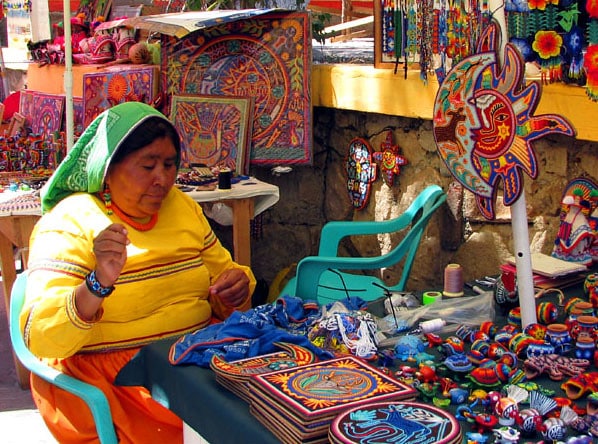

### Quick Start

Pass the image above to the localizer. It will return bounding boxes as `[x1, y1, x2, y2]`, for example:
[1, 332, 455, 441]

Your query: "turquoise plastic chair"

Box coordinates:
[9, 272, 118, 444]
[279, 184, 447, 305]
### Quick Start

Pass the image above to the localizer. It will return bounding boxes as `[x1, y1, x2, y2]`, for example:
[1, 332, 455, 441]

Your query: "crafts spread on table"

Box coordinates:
[247, 356, 417, 443]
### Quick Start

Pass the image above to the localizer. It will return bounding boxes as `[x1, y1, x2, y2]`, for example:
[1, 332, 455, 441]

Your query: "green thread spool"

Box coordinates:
[423, 291, 442, 305]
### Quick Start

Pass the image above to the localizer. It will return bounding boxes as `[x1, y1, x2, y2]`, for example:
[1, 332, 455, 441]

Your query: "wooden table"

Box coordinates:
[1, 179, 279, 389]
[0, 214, 40, 388]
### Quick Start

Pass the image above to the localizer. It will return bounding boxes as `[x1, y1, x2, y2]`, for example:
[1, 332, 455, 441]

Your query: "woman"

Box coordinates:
[21, 102, 256, 443]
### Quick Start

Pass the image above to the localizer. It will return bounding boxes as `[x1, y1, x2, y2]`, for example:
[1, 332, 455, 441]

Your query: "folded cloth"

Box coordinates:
[169, 296, 333, 367]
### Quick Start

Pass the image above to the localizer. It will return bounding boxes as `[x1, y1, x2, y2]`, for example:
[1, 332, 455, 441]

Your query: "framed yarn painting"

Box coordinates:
[161, 11, 312, 166]
[8, 112, 26, 137]
[72, 97, 85, 137]
[18, 89, 34, 128]
[31, 92, 65, 139]
[170, 94, 252, 175]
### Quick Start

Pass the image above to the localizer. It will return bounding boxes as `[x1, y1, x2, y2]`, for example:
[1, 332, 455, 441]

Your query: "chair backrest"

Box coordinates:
[9, 272, 119, 444]
[293, 185, 447, 299]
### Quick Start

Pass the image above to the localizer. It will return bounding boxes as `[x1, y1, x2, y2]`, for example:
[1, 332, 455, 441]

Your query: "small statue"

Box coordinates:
[552, 188, 594, 265]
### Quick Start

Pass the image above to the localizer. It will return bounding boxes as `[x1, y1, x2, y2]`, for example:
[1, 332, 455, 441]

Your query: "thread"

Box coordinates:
[419, 318, 447, 334]
[218, 168, 232, 189]
[422, 291, 442, 305]
[443, 263, 464, 297]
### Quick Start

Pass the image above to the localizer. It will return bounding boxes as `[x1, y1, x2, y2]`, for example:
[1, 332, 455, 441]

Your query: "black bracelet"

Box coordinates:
[85, 270, 115, 298]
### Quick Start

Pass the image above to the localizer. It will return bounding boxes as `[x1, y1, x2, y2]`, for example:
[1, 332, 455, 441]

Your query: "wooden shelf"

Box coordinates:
[28, 63, 598, 142]
[312, 64, 598, 142]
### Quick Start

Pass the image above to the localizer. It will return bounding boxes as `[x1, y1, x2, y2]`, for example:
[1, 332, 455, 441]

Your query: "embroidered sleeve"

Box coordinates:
[66, 289, 103, 329]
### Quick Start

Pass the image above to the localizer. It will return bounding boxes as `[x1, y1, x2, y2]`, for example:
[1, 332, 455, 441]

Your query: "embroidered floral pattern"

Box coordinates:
[533, 30, 563, 59]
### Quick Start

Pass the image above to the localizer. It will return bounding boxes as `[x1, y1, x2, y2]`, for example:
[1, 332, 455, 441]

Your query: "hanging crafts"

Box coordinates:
[585, 1, 598, 100]
[346, 137, 378, 210]
[372, 129, 408, 186]
[432, 20, 576, 220]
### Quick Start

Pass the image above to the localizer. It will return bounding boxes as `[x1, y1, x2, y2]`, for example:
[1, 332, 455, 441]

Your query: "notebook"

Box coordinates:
[506, 252, 587, 278]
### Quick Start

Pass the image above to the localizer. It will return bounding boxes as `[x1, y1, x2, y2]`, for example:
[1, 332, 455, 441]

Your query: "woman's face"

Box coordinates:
[105, 136, 178, 219]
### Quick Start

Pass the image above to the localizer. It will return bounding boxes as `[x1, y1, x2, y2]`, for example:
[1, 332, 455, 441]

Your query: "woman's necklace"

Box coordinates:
[111, 202, 158, 231]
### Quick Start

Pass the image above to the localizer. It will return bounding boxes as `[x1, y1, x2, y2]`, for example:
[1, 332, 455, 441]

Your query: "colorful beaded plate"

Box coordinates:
[248, 356, 417, 443]
[209, 342, 316, 402]
[329, 400, 462, 444]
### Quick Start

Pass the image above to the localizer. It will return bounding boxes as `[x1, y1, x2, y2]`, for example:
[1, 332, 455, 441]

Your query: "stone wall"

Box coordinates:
[227, 106, 598, 297]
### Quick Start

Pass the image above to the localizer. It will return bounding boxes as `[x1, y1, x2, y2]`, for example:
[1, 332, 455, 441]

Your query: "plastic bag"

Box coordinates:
[377, 289, 495, 336]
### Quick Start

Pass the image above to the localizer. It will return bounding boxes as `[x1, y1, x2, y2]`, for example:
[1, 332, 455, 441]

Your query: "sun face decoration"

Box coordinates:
[433, 21, 576, 219]
[372, 130, 408, 186]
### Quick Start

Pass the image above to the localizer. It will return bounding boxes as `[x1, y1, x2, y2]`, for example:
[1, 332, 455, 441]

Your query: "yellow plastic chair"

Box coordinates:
[9, 272, 118, 444]
[279, 185, 447, 305]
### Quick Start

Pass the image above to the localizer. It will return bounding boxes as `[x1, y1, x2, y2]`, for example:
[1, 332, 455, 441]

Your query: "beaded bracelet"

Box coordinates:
[85, 270, 114, 298]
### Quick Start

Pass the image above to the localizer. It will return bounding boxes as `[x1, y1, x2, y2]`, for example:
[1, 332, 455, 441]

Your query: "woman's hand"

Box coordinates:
[209, 268, 250, 307]
[93, 223, 129, 287]
[75, 224, 129, 320]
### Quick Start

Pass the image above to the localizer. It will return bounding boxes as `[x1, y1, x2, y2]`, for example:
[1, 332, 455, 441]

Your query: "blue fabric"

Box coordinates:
[169, 296, 332, 367]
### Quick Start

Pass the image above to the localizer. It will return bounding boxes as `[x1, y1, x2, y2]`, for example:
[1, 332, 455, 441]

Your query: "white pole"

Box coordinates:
[490, 0, 537, 327]
[63, 0, 74, 152]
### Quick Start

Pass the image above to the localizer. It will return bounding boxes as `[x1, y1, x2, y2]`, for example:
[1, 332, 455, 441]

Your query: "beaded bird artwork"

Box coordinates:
[433, 20, 575, 220]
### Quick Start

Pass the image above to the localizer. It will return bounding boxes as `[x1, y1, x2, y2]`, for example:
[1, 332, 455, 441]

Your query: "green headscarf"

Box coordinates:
[41, 102, 179, 214]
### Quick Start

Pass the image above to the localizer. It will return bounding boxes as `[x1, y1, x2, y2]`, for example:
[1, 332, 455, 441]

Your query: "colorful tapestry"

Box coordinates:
[160, 11, 312, 166]
[170, 94, 252, 174]
[72, 97, 85, 137]
[18, 89, 35, 128]
[31, 92, 65, 140]
[82, 65, 160, 127]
